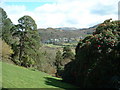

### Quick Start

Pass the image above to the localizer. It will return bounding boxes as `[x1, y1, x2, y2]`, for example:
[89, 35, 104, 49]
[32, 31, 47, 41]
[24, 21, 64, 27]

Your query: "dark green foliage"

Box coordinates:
[55, 50, 63, 77]
[55, 50, 63, 69]
[62, 19, 120, 88]
[63, 46, 74, 60]
[12, 15, 41, 67]
[55, 47, 75, 77]
[0, 8, 15, 64]
[0, 8, 14, 45]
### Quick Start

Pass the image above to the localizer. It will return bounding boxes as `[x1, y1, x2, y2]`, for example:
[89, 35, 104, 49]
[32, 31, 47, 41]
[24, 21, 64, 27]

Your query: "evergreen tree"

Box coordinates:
[13, 15, 41, 67]
[0, 7, 14, 45]
[55, 50, 63, 70]
[55, 47, 75, 77]
[62, 46, 74, 60]
[55, 50, 63, 77]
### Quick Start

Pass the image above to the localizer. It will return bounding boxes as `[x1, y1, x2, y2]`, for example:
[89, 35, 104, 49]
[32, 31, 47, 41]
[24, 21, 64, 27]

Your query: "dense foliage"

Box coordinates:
[62, 19, 120, 88]
[0, 7, 14, 45]
[55, 50, 63, 70]
[55, 50, 63, 77]
[0, 8, 59, 75]
[11, 16, 41, 67]
[0, 8, 41, 68]
[0, 8, 14, 63]
[55, 46, 75, 77]
[0, 39, 14, 62]
[63, 46, 74, 60]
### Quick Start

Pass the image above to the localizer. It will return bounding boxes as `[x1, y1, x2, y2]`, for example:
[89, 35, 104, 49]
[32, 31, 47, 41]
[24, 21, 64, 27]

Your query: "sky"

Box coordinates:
[0, 0, 119, 28]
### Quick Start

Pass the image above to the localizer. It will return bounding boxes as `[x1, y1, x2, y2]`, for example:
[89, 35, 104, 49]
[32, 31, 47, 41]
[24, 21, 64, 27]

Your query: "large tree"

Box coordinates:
[13, 15, 41, 67]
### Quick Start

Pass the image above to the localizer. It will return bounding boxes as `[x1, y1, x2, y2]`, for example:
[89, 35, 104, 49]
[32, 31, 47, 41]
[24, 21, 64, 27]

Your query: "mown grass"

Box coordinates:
[1, 62, 77, 88]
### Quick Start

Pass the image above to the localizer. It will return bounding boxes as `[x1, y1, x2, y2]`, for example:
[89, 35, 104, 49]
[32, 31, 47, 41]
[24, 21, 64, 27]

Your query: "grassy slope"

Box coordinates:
[1, 62, 76, 88]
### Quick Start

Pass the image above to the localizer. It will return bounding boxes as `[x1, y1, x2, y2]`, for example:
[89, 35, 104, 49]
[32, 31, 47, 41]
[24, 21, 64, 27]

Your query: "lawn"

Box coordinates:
[1, 62, 77, 88]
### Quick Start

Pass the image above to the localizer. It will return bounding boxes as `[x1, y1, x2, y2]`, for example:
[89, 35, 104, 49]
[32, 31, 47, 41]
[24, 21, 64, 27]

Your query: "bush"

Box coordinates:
[62, 19, 120, 88]
[0, 38, 14, 63]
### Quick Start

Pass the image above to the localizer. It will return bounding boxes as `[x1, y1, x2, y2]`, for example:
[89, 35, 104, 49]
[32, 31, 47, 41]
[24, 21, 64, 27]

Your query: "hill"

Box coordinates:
[38, 25, 98, 43]
[55, 27, 78, 31]
[1, 62, 77, 88]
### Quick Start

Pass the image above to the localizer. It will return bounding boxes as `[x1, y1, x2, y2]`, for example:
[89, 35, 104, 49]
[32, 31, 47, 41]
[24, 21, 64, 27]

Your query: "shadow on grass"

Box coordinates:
[44, 77, 77, 89]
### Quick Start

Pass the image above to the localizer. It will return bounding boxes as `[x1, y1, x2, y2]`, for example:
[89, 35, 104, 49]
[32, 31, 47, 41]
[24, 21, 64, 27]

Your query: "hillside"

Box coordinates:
[1, 62, 77, 88]
[38, 25, 97, 43]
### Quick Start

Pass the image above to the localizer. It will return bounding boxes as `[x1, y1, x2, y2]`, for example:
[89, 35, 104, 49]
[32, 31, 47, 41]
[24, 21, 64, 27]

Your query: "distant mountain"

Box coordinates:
[55, 27, 78, 31]
[55, 24, 99, 31]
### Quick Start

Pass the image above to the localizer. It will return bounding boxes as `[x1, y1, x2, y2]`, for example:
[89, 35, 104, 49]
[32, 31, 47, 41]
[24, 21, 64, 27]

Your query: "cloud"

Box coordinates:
[2, 0, 58, 2]
[0, 2, 27, 24]
[1, 0, 119, 28]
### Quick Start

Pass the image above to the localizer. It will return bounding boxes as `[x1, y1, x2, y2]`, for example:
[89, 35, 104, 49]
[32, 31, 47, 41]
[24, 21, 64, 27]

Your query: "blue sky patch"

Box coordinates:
[5, 2, 53, 11]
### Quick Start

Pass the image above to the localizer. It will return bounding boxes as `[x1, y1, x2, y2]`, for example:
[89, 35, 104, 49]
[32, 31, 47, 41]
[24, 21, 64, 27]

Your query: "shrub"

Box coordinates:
[0, 38, 14, 63]
[62, 19, 120, 88]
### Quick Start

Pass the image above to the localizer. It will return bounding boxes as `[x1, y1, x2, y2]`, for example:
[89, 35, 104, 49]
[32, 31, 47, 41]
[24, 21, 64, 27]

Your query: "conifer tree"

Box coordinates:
[13, 15, 41, 67]
[55, 50, 63, 69]
[62, 46, 74, 60]
[0, 7, 13, 45]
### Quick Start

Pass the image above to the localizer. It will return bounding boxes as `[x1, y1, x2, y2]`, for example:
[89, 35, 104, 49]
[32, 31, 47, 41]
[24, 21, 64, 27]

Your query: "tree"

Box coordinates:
[0, 8, 14, 45]
[12, 15, 41, 67]
[54, 47, 75, 77]
[55, 50, 63, 69]
[55, 50, 63, 77]
[62, 46, 74, 60]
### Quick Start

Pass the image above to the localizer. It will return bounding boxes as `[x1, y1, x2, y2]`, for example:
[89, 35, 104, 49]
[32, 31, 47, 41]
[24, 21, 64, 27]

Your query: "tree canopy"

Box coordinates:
[12, 15, 41, 67]
[62, 19, 120, 88]
[0, 7, 14, 45]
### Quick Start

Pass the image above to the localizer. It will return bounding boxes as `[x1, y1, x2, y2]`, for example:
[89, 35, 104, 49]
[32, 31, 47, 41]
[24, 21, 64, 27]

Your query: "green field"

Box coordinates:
[1, 62, 77, 88]
[44, 44, 76, 54]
